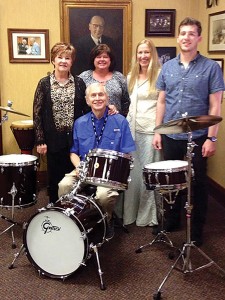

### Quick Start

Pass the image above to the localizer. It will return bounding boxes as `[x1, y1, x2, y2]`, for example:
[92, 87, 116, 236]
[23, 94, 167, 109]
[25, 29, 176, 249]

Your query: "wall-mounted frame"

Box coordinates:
[156, 47, 177, 64]
[145, 9, 176, 37]
[208, 11, 225, 52]
[60, 0, 132, 75]
[7, 29, 50, 63]
[212, 58, 224, 73]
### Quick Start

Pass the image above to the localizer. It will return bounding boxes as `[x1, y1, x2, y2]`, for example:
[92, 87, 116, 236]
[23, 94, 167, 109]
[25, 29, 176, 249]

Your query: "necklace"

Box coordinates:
[91, 112, 108, 146]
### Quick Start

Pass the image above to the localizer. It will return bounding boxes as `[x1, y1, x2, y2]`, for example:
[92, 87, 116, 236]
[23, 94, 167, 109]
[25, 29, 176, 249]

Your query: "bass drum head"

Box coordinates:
[24, 208, 87, 278]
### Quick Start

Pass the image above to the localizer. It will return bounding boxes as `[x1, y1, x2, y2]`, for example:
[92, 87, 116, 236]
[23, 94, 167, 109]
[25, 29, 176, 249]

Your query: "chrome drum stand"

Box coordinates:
[153, 131, 225, 300]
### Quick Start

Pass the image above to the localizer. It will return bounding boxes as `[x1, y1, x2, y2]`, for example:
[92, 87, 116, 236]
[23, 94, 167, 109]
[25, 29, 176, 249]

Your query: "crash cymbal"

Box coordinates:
[154, 115, 223, 134]
[0, 106, 30, 117]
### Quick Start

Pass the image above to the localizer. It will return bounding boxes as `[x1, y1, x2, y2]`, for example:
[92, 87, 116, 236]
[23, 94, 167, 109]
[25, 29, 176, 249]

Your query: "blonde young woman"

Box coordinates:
[123, 39, 162, 228]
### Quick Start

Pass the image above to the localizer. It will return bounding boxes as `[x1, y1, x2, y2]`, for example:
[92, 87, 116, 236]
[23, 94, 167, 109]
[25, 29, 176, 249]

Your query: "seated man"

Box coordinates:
[58, 82, 135, 240]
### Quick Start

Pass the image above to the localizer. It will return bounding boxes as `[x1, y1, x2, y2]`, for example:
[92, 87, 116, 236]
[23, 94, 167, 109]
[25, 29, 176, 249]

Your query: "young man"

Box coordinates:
[152, 17, 224, 246]
[58, 82, 135, 240]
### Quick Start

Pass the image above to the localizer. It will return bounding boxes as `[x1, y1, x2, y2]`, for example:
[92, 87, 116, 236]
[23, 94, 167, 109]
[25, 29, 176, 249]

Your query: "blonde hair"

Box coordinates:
[128, 39, 161, 93]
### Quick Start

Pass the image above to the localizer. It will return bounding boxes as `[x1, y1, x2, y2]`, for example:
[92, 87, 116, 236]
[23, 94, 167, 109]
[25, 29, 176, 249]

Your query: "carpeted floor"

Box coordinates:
[0, 188, 225, 300]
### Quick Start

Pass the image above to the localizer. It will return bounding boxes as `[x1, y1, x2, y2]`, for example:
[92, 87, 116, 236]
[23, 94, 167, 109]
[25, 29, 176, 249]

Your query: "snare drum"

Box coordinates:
[0, 154, 38, 208]
[10, 120, 35, 154]
[143, 160, 188, 190]
[23, 194, 106, 279]
[84, 149, 133, 190]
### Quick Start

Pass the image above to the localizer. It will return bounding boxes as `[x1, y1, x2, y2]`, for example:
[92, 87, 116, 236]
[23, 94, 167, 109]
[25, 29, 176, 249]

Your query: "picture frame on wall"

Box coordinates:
[7, 29, 50, 63]
[208, 10, 225, 52]
[60, 0, 132, 75]
[212, 58, 224, 73]
[145, 9, 176, 37]
[156, 47, 177, 64]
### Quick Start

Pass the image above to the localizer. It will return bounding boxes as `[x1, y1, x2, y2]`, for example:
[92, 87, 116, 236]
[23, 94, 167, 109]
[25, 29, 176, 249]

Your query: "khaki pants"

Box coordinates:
[58, 170, 119, 220]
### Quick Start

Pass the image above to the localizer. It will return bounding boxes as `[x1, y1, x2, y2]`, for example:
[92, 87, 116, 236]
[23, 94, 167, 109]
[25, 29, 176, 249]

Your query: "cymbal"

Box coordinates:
[154, 115, 223, 134]
[0, 106, 30, 117]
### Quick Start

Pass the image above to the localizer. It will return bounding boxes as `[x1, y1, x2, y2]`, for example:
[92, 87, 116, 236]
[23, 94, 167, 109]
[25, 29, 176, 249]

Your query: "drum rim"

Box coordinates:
[143, 160, 188, 172]
[87, 148, 133, 160]
[85, 177, 128, 190]
[0, 154, 38, 166]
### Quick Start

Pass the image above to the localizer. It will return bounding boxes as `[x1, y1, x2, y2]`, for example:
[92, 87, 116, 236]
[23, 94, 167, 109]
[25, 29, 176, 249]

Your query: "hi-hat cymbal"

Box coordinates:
[154, 115, 223, 134]
[0, 106, 30, 117]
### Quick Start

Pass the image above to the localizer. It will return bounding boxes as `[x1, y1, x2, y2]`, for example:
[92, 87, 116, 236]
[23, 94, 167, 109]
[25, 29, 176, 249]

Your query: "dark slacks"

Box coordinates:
[162, 135, 208, 233]
[47, 147, 74, 203]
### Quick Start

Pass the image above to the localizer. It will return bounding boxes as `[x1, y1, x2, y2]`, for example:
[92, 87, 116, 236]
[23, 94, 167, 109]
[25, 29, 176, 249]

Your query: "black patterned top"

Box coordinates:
[33, 74, 90, 152]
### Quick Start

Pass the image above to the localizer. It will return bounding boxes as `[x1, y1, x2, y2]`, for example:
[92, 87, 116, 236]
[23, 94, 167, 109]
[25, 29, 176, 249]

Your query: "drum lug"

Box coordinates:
[81, 231, 87, 240]
[1, 167, 4, 174]
[19, 167, 22, 174]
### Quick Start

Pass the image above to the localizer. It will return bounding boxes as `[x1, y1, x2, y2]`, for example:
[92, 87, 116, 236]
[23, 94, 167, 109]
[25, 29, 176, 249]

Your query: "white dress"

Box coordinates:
[123, 79, 162, 226]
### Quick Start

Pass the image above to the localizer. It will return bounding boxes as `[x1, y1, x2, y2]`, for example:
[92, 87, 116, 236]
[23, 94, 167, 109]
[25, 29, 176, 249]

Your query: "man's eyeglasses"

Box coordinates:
[91, 23, 104, 29]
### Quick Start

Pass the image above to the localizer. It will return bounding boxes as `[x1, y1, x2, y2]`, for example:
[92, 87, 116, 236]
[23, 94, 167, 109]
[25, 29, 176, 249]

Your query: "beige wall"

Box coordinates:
[0, 0, 224, 187]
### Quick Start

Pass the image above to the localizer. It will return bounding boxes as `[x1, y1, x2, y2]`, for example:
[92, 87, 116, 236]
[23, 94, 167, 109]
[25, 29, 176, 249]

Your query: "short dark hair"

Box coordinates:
[89, 44, 116, 72]
[178, 17, 202, 36]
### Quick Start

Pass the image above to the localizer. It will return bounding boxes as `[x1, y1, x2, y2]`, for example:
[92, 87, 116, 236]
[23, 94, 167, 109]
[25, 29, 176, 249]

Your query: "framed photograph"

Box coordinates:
[145, 9, 176, 37]
[212, 58, 224, 73]
[156, 47, 177, 64]
[208, 11, 225, 52]
[60, 0, 132, 75]
[7, 29, 50, 63]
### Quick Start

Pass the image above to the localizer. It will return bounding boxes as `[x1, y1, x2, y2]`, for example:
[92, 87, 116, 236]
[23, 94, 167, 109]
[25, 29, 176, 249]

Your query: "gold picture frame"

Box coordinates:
[60, 0, 132, 75]
[7, 28, 50, 63]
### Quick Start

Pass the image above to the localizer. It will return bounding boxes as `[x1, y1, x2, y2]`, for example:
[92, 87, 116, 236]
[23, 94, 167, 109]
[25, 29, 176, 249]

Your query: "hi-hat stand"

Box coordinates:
[153, 131, 225, 300]
[0, 183, 21, 248]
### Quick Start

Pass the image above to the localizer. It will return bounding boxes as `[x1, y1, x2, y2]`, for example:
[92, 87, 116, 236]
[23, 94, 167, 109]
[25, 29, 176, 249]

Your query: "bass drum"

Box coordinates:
[23, 194, 106, 279]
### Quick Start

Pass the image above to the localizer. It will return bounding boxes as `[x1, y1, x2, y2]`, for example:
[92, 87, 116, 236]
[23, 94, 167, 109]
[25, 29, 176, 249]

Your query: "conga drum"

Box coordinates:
[10, 120, 35, 155]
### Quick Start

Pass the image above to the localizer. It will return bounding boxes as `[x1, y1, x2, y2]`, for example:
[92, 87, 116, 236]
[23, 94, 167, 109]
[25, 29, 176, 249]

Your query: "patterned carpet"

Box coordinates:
[0, 188, 225, 300]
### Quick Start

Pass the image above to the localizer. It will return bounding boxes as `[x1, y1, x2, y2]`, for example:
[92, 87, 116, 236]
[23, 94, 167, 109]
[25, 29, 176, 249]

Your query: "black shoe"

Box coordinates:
[105, 219, 115, 241]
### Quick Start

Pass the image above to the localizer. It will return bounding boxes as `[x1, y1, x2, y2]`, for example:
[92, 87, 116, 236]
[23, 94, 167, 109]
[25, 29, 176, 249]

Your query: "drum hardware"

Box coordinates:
[135, 189, 179, 253]
[0, 100, 30, 118]
[9, 193, 108, 290]
[0, 182, 21, 248]
[152, 115, 225, 300]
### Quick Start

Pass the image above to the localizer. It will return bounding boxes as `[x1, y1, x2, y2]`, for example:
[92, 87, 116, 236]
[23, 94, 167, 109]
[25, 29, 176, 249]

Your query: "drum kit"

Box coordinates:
[1, 103, 224, 294]
[135, 114, 225, 300]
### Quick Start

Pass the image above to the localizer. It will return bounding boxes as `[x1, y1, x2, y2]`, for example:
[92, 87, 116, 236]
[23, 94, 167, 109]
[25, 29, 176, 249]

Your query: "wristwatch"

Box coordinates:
[206, 136, 217, 142]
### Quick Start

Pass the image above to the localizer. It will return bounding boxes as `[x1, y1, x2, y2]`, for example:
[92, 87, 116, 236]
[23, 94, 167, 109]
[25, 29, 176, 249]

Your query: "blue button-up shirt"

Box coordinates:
[70, 108, 136, 160]
[156, 53, 225, 139]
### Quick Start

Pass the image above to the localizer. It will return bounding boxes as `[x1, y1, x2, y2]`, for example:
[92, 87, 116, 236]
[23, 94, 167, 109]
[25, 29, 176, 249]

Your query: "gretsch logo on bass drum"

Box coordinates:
[41, 216, 61, 234]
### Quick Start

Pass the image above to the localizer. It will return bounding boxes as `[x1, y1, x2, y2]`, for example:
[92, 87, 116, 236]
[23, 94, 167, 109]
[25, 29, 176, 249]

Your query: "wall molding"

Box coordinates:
[208, 177, 225, 207]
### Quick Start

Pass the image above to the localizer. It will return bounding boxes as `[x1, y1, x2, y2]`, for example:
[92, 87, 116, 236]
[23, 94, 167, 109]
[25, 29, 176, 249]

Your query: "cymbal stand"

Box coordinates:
[136, 189, 180, 254]
[0, 183, 21, 248]
[153, 131, 225, 300]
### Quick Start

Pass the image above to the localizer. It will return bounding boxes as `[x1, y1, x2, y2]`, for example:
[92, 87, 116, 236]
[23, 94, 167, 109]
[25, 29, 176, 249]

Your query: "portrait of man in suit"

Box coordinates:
[69, 10, 123, 75]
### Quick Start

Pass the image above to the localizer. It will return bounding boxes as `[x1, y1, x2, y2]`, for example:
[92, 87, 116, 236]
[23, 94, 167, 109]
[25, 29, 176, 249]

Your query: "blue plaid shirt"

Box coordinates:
[156, 53, 225, 140]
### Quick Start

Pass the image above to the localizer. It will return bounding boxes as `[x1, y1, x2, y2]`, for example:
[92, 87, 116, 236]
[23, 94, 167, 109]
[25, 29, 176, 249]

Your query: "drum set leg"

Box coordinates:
[0, 183, 21, 248]
[136, 192, 179, 254]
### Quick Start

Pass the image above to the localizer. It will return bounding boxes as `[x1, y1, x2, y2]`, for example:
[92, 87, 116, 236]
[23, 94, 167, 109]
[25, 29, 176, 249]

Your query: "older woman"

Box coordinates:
[123, 39, 162, 228]
[33, 42, 90, 203]
[79, 44, 130, 117]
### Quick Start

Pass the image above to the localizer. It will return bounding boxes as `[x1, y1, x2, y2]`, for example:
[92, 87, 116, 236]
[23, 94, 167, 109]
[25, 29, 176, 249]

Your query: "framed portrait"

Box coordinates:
[60, 0, 132, 75]
[7, 29, 50, 63]
[212, 58, 224, 73]
[156, 47, 177, 65]
[145, 9, 176, 37]
[208, 11, 225, 52]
